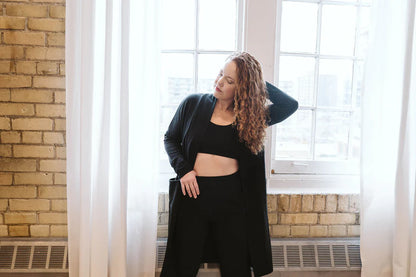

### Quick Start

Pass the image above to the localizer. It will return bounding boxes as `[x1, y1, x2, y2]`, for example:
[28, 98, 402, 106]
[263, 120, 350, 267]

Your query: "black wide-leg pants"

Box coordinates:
[173, 170, 252, 277]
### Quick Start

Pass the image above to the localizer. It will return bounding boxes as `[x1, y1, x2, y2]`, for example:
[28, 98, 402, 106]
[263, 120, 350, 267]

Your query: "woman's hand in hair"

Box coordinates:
[180, 170, 200, 199]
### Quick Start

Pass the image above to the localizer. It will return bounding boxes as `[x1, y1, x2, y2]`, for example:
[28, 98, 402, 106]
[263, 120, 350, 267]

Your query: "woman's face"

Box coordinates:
[213, 60, 238, 101]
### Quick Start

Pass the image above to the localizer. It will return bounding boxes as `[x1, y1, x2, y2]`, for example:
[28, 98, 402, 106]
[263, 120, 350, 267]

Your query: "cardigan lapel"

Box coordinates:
[186, 94, 217, 166]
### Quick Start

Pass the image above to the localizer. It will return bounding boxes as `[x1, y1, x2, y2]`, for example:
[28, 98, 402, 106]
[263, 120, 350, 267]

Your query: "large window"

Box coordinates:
[268, 0, 372, 193]
[158, 0, 244, 190]
[158, 0, 371, 194]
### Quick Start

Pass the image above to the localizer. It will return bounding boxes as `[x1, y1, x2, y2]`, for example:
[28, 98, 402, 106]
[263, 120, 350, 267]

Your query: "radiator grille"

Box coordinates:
[348, 244, 361, 267]
[1, 237, 361, 273]
[156, 237, 361, 272]
[287, 245, 300, 267]
[317, 245, 331, 267]
[333, 245, 347, 267]
[15, 246, 31, 269]
[0, 240, 68, 273]
[302, 245, 316, 267]
[0, 246, 14, 269]
[272, 245, 285, 267]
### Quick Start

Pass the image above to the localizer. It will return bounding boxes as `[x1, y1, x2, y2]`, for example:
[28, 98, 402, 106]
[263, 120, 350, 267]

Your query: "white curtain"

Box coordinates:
[66, 0, 161, 276]
[360, 0, 416, 276]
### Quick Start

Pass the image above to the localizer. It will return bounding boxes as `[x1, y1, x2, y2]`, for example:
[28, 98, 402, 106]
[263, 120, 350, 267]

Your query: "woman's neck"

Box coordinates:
[215, 99, 234, 113]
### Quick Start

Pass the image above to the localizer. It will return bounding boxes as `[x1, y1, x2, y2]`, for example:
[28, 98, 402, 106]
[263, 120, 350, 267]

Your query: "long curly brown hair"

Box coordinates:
[226, 52, 270, 155]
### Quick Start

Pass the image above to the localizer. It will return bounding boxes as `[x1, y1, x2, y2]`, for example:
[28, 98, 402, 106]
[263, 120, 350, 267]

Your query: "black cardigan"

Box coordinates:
[161, 82, 298, 276]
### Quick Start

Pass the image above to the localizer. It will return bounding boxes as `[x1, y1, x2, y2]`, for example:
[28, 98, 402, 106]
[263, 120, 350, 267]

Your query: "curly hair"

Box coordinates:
[225, 52, 270, 155]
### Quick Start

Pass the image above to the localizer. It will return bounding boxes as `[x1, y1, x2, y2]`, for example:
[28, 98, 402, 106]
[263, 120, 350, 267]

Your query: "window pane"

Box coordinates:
[275, 110, 312, 160]
[356, 6, 371, 58]
[160, 53, 194, 105]
[320, 5, 357, 56]
[199, 0, 237, 50]
[278, 55, 315, 107]
[280, 2, 318, 53]
[353, 60, 364, 110]
[317, 58, 353, 108]
[161, 0, 195, 49]
[198, 54, 229, 93]
[315, 111, 350, 160]
[349, 109, 361, 161]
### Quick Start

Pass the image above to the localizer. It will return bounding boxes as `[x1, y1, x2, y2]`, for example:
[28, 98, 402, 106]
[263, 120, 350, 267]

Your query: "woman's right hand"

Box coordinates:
[180, 170, 200, 199]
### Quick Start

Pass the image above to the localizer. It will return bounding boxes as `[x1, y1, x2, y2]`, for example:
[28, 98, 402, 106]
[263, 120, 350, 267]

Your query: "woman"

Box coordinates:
[161, 52, 298, 277]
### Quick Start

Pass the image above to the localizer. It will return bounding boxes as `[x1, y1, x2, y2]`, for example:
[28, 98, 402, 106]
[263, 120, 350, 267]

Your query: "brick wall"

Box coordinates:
[0, 1, 360, 240]
[157, 194, 360, 238]
[0, 0, 66, 237]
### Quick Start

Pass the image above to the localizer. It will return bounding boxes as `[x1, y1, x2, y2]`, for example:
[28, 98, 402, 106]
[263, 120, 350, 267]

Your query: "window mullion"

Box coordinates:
[195, 50, 236, 54]
[285, 0, 364, 6]
[280, 51, 359, 60]
[311, 2, 322, 160]
[160, 49, 197, 54]
[236, 0, 244, 51]
[270, 0, 284, 167]
[347, 1, 362, 160]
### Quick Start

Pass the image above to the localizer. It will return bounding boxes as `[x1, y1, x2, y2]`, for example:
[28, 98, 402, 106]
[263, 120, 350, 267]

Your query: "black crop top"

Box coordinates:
[198, 120, 240, 159]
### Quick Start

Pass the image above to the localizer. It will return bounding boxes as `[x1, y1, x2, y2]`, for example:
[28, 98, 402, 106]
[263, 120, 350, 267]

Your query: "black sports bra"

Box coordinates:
[198, 120, 240, 159]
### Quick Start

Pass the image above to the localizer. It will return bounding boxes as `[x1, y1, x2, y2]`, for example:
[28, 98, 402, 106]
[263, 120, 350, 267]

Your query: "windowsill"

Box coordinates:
[267, 174, 360, 194]
[158, 172, 360, 194]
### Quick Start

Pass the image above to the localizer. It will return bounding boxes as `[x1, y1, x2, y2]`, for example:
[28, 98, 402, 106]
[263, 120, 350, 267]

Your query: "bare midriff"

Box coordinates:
[193, 152, 239, 177]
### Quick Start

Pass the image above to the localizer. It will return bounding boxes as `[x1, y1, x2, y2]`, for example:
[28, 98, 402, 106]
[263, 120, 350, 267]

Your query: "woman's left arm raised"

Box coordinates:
[265, 81, 299, 126]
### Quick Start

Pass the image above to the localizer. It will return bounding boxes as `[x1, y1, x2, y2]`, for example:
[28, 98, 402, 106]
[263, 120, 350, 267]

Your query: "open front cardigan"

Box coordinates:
[161, 82, 299, 277]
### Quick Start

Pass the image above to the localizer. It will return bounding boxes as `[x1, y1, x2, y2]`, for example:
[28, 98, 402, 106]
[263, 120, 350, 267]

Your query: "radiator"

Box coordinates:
[0, 237, 361, 274]
[155, 237, 361, 273]
[0, 238, 68, 273]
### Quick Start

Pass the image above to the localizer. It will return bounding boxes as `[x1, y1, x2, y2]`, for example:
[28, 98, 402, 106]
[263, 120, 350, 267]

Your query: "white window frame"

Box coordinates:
[244, 0, 366, 194]
[158, 0, 245, 189]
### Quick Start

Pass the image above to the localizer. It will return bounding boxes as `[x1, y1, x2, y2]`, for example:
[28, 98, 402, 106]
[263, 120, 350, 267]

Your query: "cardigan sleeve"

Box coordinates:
[265, 81, 299, 126]
[164, 95, 195, 179]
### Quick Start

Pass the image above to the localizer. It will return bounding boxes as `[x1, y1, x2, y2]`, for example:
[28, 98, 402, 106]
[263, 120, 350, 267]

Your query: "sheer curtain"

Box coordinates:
[66, 0, 161, 276]
[361, 0, 416, 276]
